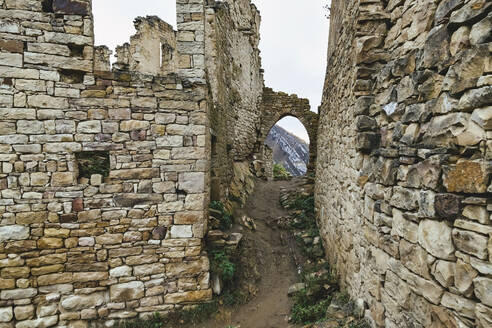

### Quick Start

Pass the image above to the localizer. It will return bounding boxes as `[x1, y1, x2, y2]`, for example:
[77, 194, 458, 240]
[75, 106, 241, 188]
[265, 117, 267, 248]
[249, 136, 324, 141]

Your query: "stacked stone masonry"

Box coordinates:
[205, 0, 264, 203]
[0, 0, 317, 326]
[316, 0, 492, 327]
[204, 0, 316, 204]
[0, 0, 212, 327]
[259, 87, 318, 172]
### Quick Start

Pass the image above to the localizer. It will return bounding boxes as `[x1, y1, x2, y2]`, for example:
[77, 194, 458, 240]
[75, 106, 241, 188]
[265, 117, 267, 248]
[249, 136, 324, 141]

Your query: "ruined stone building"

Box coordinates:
[0, 0, 490, 327]
[0, 0, 314, 326]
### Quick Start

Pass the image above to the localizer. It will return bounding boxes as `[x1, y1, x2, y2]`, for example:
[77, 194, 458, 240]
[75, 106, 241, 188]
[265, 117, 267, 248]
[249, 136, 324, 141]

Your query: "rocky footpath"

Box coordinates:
[279, 179, 370, 328]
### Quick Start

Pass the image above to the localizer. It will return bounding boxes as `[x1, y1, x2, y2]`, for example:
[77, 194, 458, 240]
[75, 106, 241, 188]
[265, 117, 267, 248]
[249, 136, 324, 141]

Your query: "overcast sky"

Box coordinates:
[93, 0, 329, 142]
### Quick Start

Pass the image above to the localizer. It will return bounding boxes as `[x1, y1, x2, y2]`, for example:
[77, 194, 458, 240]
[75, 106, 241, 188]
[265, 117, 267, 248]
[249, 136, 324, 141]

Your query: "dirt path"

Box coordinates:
[187, 179, 305, 328]
[228, 179, 303, 328]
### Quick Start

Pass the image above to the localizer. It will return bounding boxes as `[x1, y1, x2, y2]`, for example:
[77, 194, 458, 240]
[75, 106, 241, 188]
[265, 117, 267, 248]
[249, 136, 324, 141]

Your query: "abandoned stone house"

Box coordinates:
[0, 0, 490, 327]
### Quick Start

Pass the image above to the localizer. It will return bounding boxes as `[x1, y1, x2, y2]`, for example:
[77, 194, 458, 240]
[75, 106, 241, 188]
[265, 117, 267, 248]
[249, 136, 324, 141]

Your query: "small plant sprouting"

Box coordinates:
[210, 249, 235, 282]
[210, 200, 234, 230]
[273, 163, 292, 180]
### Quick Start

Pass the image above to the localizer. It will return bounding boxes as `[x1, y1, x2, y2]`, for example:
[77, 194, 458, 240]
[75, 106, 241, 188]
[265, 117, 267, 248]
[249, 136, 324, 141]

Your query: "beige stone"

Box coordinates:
[432, 260, 455, 288]
[16, 211, 48, 224]
[164, 289, 212, 304]
[95, 234, 123, 245]
[38, 238, 63, 249]
[474, 277, 492, 307]
[454, 260, 478, 296]
[51, 172, 74, 186]
[110, 281, 144, 302]
[450, 26, 470, 56]
[452, 228, 488, 259]
[120, 120, 150, 131]
[0, 288, 37, 300]
[476, 303, 492, 328]
[15, 315, 58, 328]
[60, 293, 105, 311]
[14, 305, 34, 321]
[391, 209, 418, 243]
[27, 95, 68, 109]
[440, 292, 476, 319]
[418, 220, 455, 260]
[37, 273, 72, 286]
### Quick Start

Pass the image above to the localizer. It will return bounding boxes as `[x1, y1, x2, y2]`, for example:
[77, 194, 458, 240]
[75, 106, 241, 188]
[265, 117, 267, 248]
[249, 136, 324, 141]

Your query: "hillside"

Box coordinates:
[265, 125, 309, 176]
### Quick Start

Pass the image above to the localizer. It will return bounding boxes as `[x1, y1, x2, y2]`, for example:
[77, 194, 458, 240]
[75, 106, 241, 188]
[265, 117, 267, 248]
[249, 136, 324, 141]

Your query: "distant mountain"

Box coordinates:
[265, 125, 309, 176]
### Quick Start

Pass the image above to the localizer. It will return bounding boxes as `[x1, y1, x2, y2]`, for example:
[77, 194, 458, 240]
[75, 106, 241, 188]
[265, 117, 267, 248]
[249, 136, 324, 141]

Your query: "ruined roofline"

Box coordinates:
[133, 15, 176, 32]
[262, 87, 313, 112]
[94, 15, 180, 78]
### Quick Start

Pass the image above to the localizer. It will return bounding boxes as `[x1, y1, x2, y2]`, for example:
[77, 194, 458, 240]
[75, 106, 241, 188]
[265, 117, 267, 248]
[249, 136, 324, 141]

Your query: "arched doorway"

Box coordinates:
[264, 116, 311, 177]
[258, 88, 319, 173]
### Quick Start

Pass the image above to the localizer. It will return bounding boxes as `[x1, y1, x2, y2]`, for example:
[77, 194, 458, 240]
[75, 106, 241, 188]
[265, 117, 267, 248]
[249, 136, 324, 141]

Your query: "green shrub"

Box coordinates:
[117, 312, 163, 328]
[210, 201, 234, 230]
[290, 262, 338, 324]
[291, 289, 331, 324]
[76, 151, 110, 178]
[273, 163, 292, 180]
[210, 249, 235, 282]
[287, 194, 314, 215]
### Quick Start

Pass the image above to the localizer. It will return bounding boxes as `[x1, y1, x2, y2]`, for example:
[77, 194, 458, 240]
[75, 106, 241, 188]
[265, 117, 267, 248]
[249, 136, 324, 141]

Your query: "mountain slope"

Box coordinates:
[265, 125, 309, 176]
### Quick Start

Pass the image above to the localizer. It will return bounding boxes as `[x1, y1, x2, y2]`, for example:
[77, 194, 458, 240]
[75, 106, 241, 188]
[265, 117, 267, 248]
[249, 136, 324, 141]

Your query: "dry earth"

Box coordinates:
[183, 179, 306, 328]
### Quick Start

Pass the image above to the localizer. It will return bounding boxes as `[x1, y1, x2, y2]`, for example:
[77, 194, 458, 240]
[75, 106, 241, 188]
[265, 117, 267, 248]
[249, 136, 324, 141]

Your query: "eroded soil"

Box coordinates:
[185, 179, 306, 328]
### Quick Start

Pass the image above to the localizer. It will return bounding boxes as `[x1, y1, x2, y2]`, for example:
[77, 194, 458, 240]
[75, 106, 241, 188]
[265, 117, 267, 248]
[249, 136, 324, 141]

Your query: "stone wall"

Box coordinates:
[204, 0, 264, 203]
[0, 0, 211, 327]
[258, 87, 318, 171]
[316, 0, 492, 327]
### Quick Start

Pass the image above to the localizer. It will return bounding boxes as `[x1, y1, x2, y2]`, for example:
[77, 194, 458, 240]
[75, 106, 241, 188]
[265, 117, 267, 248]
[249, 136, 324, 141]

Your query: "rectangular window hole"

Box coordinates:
[60, 69, 85, 84]
[76, 151, 110, 179]
[41, 0, 53, 12]
[68, 43, 84, 57]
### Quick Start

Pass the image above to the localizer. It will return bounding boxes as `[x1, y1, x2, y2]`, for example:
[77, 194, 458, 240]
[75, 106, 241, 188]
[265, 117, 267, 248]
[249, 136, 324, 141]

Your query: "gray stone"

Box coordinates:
[0, 225, 29, 242]
[390, 186, 419, 211]
[452, 228, 488, 259]
[474, 277, 492, 307]
[170, 225, 193, 238]
[435, 0, 464, 24]
[471, 106, 492, 129]
[450, 0, 492, 26]
[0, 307, 12, 323]
[440, 292, 476, 319]
[470, 13, 492, 45]
[458, 86, 492, 111]
[178, 172, 205, 193]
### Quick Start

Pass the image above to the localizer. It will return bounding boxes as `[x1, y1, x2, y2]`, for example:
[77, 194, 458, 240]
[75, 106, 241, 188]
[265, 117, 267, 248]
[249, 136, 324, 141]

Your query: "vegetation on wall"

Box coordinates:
[281, 186, 369, 327]
[210, 201, 234, 230]
[75, 151, 110, 178]
[116, 303, 219, 328]
[273, 163, 292, 180]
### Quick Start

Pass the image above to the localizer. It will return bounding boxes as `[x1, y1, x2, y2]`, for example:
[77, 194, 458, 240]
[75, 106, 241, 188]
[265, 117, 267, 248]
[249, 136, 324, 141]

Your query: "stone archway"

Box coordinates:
[259, 88, 319, 171]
